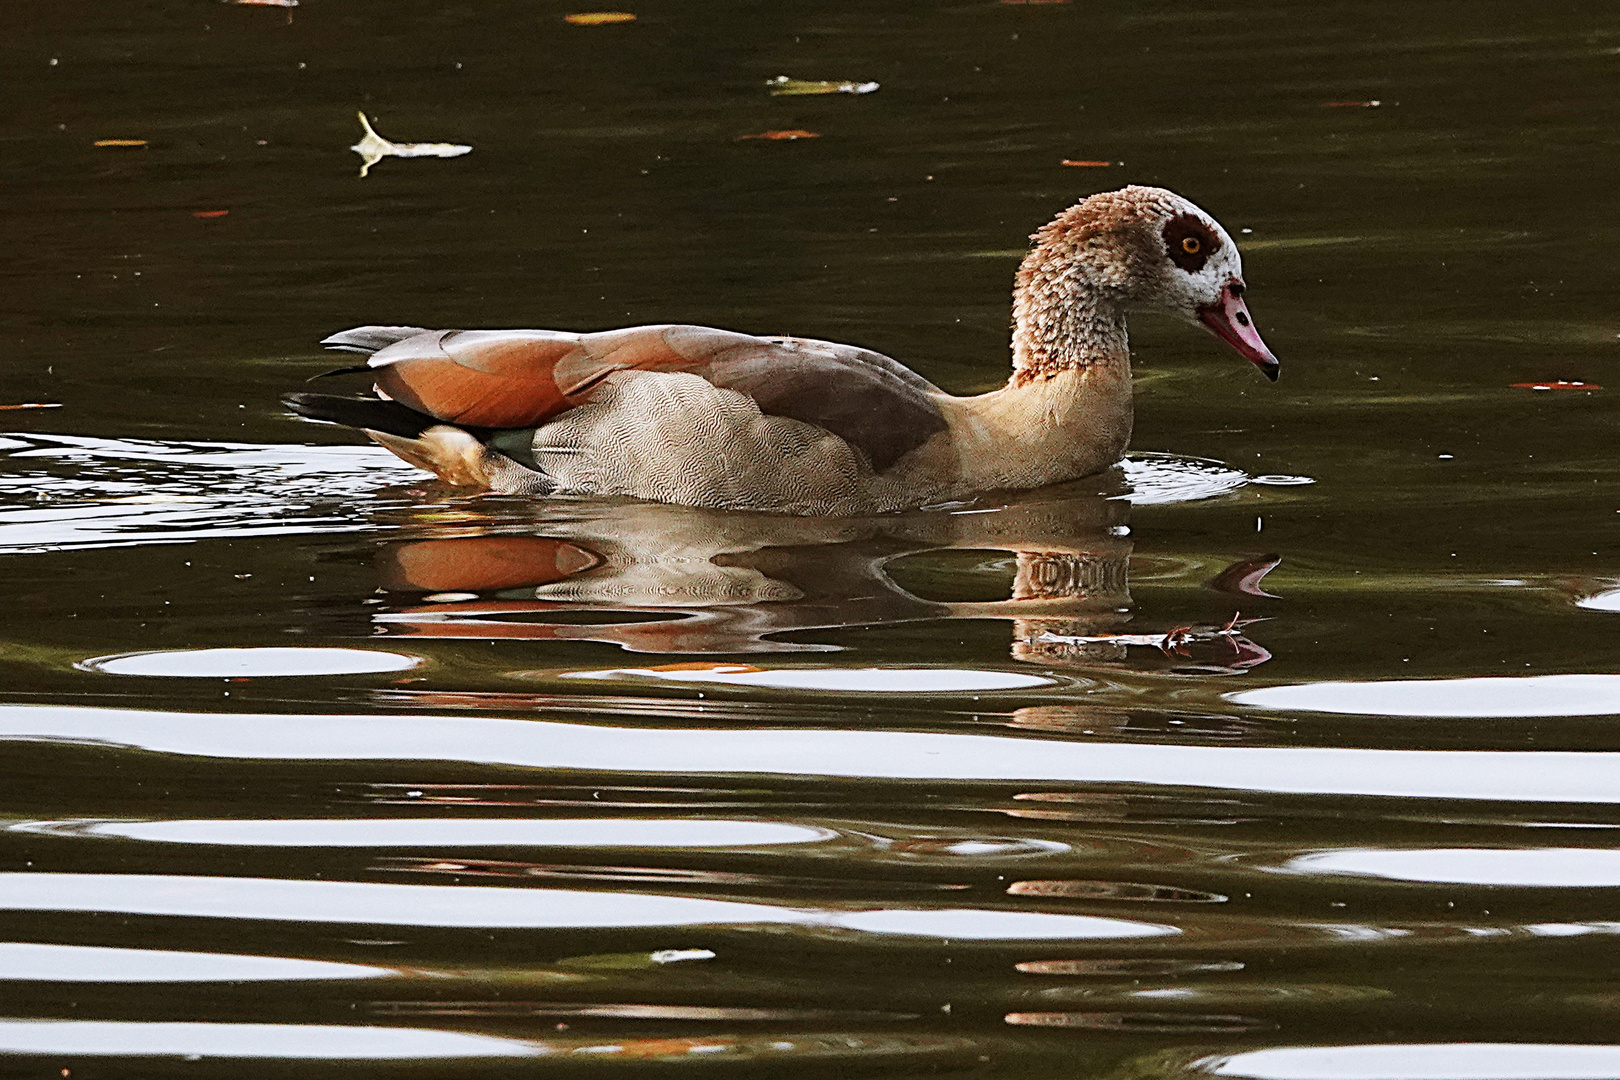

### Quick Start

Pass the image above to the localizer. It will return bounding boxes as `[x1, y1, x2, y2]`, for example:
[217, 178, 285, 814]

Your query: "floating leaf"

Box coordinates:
[565, 11, 635, 24]
[93, 139, 147, 148]
[1511, 380, 1601, 391]
[1323, 100, 1381, 107]
[228, 0, 298, 6]
[1061, 159, 1112, 167]
[350, 111, 472, 178]
[738, 129, 820, 141]
[0, 403, 62, 411]
[767, 75, 878, 96]
[1005, 1011, 1268, 1033]
[192, 210, 229, 219]
[556, 948, 715, 972]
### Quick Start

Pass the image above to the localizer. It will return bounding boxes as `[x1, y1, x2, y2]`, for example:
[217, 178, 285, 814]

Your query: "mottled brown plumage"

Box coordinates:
[285, 185, 1279, 514]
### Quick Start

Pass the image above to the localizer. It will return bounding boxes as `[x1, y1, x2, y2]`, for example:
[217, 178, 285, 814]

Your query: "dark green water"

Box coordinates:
[4, 1, 1620, 1076]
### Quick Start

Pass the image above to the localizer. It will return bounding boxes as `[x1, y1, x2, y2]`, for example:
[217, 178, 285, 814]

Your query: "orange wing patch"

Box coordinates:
[367, 326, 742, 429]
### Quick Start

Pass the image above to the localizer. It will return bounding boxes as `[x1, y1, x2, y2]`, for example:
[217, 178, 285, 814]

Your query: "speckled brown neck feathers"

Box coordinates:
[1009, 186, 1185, 383]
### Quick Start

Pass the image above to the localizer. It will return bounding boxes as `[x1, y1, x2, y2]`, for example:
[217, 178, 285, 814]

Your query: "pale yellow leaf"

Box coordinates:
[766, 75, 878, 96]
[351, 112, 472, 178]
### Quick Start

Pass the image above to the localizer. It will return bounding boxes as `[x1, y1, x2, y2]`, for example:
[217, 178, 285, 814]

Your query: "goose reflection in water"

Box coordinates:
[368, 481, 1271, 675]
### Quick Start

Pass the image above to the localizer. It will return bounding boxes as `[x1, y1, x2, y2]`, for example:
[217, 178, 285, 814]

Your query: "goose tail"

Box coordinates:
[281, 392, 435, 439]
[318, 325, 431, 356]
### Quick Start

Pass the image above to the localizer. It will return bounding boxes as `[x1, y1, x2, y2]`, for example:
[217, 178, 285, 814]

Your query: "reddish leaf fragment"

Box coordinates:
[565, 11, 635, 24]
[1510, 381, 1601, 391]
[230, 0, 299, 6]
[93, 139, 147, 148]
[1323, 100, 1381, 107]
[1061, 159, 1112, 167]
[0, 403, 63, 411]
[193, 210, 229, 219]
[738, 129, 820, 141]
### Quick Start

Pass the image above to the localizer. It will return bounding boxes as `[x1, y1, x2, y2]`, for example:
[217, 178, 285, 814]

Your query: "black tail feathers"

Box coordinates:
[281, 393, 437, 440]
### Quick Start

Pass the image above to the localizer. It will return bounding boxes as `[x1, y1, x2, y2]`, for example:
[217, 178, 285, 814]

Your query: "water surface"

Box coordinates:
[4, 1, 1620, 1076]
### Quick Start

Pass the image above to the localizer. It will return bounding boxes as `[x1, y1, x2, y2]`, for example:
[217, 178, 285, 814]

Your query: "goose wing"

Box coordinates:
[332, 323, 950, 473]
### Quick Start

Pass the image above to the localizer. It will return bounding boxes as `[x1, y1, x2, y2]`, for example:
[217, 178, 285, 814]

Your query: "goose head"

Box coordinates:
[1022, 185, 1280, 380]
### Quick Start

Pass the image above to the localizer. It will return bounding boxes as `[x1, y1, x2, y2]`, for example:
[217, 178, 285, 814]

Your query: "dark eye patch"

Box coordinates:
[1163, 213, 1221, 273]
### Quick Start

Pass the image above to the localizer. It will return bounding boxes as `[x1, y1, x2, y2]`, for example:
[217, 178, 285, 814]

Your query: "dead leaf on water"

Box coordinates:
[0, 403, 61, 411]
[1061, 159, 1113, 167]
[228, 0, 298, 6]
[1511, 380, 1601, 391]
[556, 948, 714, 972]
[193, 210, 229, 219]
[738, 129, 820, 141]
[93, 139, 147, 148]
[350, 111, 472, 178]
[767, 75, 878, 96]
[564, 11, 635, 24]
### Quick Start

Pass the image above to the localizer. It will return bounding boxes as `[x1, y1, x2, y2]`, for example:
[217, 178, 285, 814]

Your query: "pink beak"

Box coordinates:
[1198, 283, 1279, 382]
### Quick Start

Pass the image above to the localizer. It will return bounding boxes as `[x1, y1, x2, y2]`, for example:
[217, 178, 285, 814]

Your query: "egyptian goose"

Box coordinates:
[285, 185, 1277, 515]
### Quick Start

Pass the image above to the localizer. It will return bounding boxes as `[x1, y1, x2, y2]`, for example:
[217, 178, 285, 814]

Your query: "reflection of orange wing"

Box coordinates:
[347, 324, 949, 473]
[379, 537, 601, 593]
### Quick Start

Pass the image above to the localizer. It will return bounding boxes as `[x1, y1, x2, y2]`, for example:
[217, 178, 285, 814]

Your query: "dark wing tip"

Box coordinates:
[319, 325, 432, 355]
[282, 392, 437, 439]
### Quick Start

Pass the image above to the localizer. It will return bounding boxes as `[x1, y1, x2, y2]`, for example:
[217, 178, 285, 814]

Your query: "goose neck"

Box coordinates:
[1009, 257, 1130, 382]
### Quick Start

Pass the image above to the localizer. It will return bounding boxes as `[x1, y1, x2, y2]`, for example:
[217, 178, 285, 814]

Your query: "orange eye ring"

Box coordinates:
[1181, 236, 1201, 255]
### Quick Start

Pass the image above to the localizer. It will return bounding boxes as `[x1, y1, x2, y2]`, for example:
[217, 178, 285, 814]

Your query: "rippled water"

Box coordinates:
[5, 1, 1620, 1077]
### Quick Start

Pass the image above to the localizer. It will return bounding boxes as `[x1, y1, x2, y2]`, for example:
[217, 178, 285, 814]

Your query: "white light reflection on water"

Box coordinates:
[1277, 848, 1620, 887]
[79, 647, 421, 678]
[1118, 453, 1259, 505]
[2, 704, 1619, 803]
[0, 434, 1265, 553]
[1199, 1043, 1620, 1080]
[1520, 922, 1620, 937]
[0, 435, 419, 553]
[0, 943, 391, 983]
[11, 817, 833, 849]
[1229, 674, 1620, 717]
[1577, 589, 1620, 613]
[0, 1020, 540, 1059]
[0, 874, 1175, 940]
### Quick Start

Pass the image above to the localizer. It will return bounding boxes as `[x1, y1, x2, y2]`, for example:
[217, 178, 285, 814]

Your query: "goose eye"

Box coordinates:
[1163, 212, 1219, 272]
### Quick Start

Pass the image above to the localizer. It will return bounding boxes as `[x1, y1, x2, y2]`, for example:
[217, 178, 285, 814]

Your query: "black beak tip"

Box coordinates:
[1261, 362, 1280, 383]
